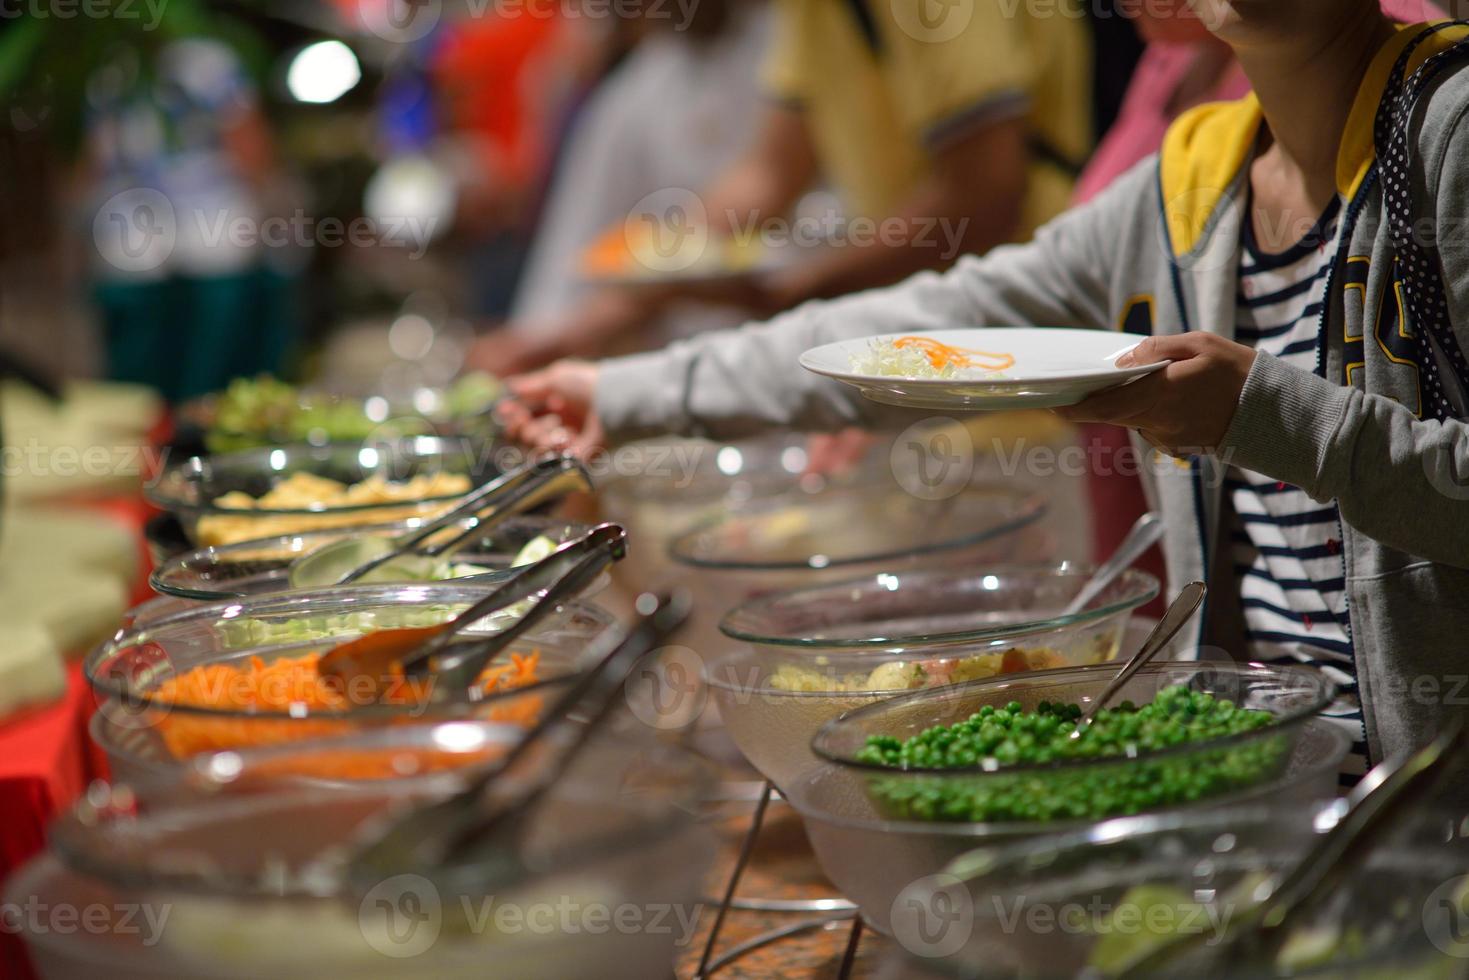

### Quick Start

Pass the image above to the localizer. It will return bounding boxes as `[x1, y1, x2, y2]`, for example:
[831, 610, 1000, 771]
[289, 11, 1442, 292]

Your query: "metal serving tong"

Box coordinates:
[316, 523, 627, 701]
[289, 454, 593, 587]
[341, 589, 692, 897]
[1117, 716, 1468, 977]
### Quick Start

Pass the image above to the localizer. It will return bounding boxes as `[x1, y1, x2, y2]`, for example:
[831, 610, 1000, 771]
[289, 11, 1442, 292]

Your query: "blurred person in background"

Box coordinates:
[469, 0, 1093, 374]
[423, 0, 608, 318]
[85, 36, 295, 403]
[470, 0, 771, 375]
[1076, 0, 1441, 580]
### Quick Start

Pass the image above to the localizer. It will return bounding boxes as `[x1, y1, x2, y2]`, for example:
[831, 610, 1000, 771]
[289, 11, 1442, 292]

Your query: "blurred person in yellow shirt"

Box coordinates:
[471, 0, 1092, 374]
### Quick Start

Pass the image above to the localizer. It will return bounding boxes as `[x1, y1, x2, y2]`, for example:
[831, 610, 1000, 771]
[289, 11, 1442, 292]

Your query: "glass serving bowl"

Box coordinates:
[145, 436, 502, 546]
[84, 582, 617, 774]
[783, 719, 1349, 937]
[705, 564, 1159, 790]
[669, 481, 1049, 671]
[96, 716, 548, 802]
[6, 726, 716, 980]
[812, 661, 1337, 824]
[901, 799, 1469, 978]
[596, 434, 814, 587]
[149, 516, 597, 601]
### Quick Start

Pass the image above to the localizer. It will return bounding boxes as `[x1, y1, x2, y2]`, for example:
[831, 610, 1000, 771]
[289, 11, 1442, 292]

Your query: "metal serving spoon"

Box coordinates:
[315, 523, 626, 701]
[287, 455, 592, 588]
[1116, 716, 1467, 977]
[1061, 512, 1164, 617]
[1069, 580, 1206, 740]
[340, 589, 692, 897]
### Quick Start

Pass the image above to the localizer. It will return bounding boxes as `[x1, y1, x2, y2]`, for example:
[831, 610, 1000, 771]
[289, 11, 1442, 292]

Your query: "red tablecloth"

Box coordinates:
[0, 492, 156, 979]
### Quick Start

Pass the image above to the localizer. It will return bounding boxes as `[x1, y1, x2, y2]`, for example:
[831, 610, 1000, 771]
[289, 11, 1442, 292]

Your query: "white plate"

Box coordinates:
[799, 328, 1168, 410]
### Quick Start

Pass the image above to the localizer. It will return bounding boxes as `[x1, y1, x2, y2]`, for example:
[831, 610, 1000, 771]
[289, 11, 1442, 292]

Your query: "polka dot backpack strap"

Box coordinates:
[1373, 21, 1469, 422]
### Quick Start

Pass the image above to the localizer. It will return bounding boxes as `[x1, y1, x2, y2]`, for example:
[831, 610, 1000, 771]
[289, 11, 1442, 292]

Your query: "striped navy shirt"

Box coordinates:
[1230, 196, 1368, 783]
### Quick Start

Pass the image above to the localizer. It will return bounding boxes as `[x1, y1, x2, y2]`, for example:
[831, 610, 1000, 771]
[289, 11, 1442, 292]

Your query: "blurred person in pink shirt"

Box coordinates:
[1079, 0, 1442, 592]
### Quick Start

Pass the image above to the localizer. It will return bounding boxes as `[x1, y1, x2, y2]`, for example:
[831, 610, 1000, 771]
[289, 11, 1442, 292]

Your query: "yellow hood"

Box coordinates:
[1160, 21, 1469, 258]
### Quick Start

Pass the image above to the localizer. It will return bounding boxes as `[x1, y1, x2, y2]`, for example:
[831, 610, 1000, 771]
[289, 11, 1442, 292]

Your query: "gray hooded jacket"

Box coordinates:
[595, 24, 1469, 762]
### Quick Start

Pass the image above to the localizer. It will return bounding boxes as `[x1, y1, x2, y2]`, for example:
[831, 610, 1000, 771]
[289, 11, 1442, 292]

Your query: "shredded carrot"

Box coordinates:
[151, 649, 545, 775]
[892, 336, 1015, 372]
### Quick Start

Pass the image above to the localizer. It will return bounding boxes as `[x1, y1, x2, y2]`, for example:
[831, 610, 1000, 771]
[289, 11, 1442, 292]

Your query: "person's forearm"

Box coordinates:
[1222, 353, 1469, 568]
[528, 287, 672, 359]
[702, 161, 808, 235]
[702, 103, 818, 233]
[591, 157, 1149, 444]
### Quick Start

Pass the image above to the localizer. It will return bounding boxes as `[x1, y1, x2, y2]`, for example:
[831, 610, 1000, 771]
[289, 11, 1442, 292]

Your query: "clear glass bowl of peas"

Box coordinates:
[811, 661, 1336, 824]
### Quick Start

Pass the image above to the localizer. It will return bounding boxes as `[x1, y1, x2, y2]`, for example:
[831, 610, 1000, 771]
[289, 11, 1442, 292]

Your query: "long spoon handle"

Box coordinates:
[1061, 512, 1164, 617]
[1071, 580, 1206, 738]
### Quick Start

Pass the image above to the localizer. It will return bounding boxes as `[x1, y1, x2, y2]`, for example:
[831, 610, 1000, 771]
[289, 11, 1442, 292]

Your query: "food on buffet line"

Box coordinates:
[2, 380, 162, 500]
[581, 222, 764, 279]
[0, 508, 133, 720]
[851, 335, 1015, 379]
[858, 687, 1281, 823]
[196, 470, 473, 546]
[284, 529, 557, 589]
[768, 646, 1075, 694]
[205, 373, 503, 452]
[151, 649, 544, 765]
[0, 623, 64, 720]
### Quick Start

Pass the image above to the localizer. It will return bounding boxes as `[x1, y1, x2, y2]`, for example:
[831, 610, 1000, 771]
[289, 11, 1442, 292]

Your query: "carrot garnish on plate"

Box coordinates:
[891, 336, 1015, 372]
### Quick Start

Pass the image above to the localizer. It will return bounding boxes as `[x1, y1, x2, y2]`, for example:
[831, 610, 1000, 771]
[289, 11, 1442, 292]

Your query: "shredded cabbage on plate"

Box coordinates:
[849, 338, 1011, 380]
